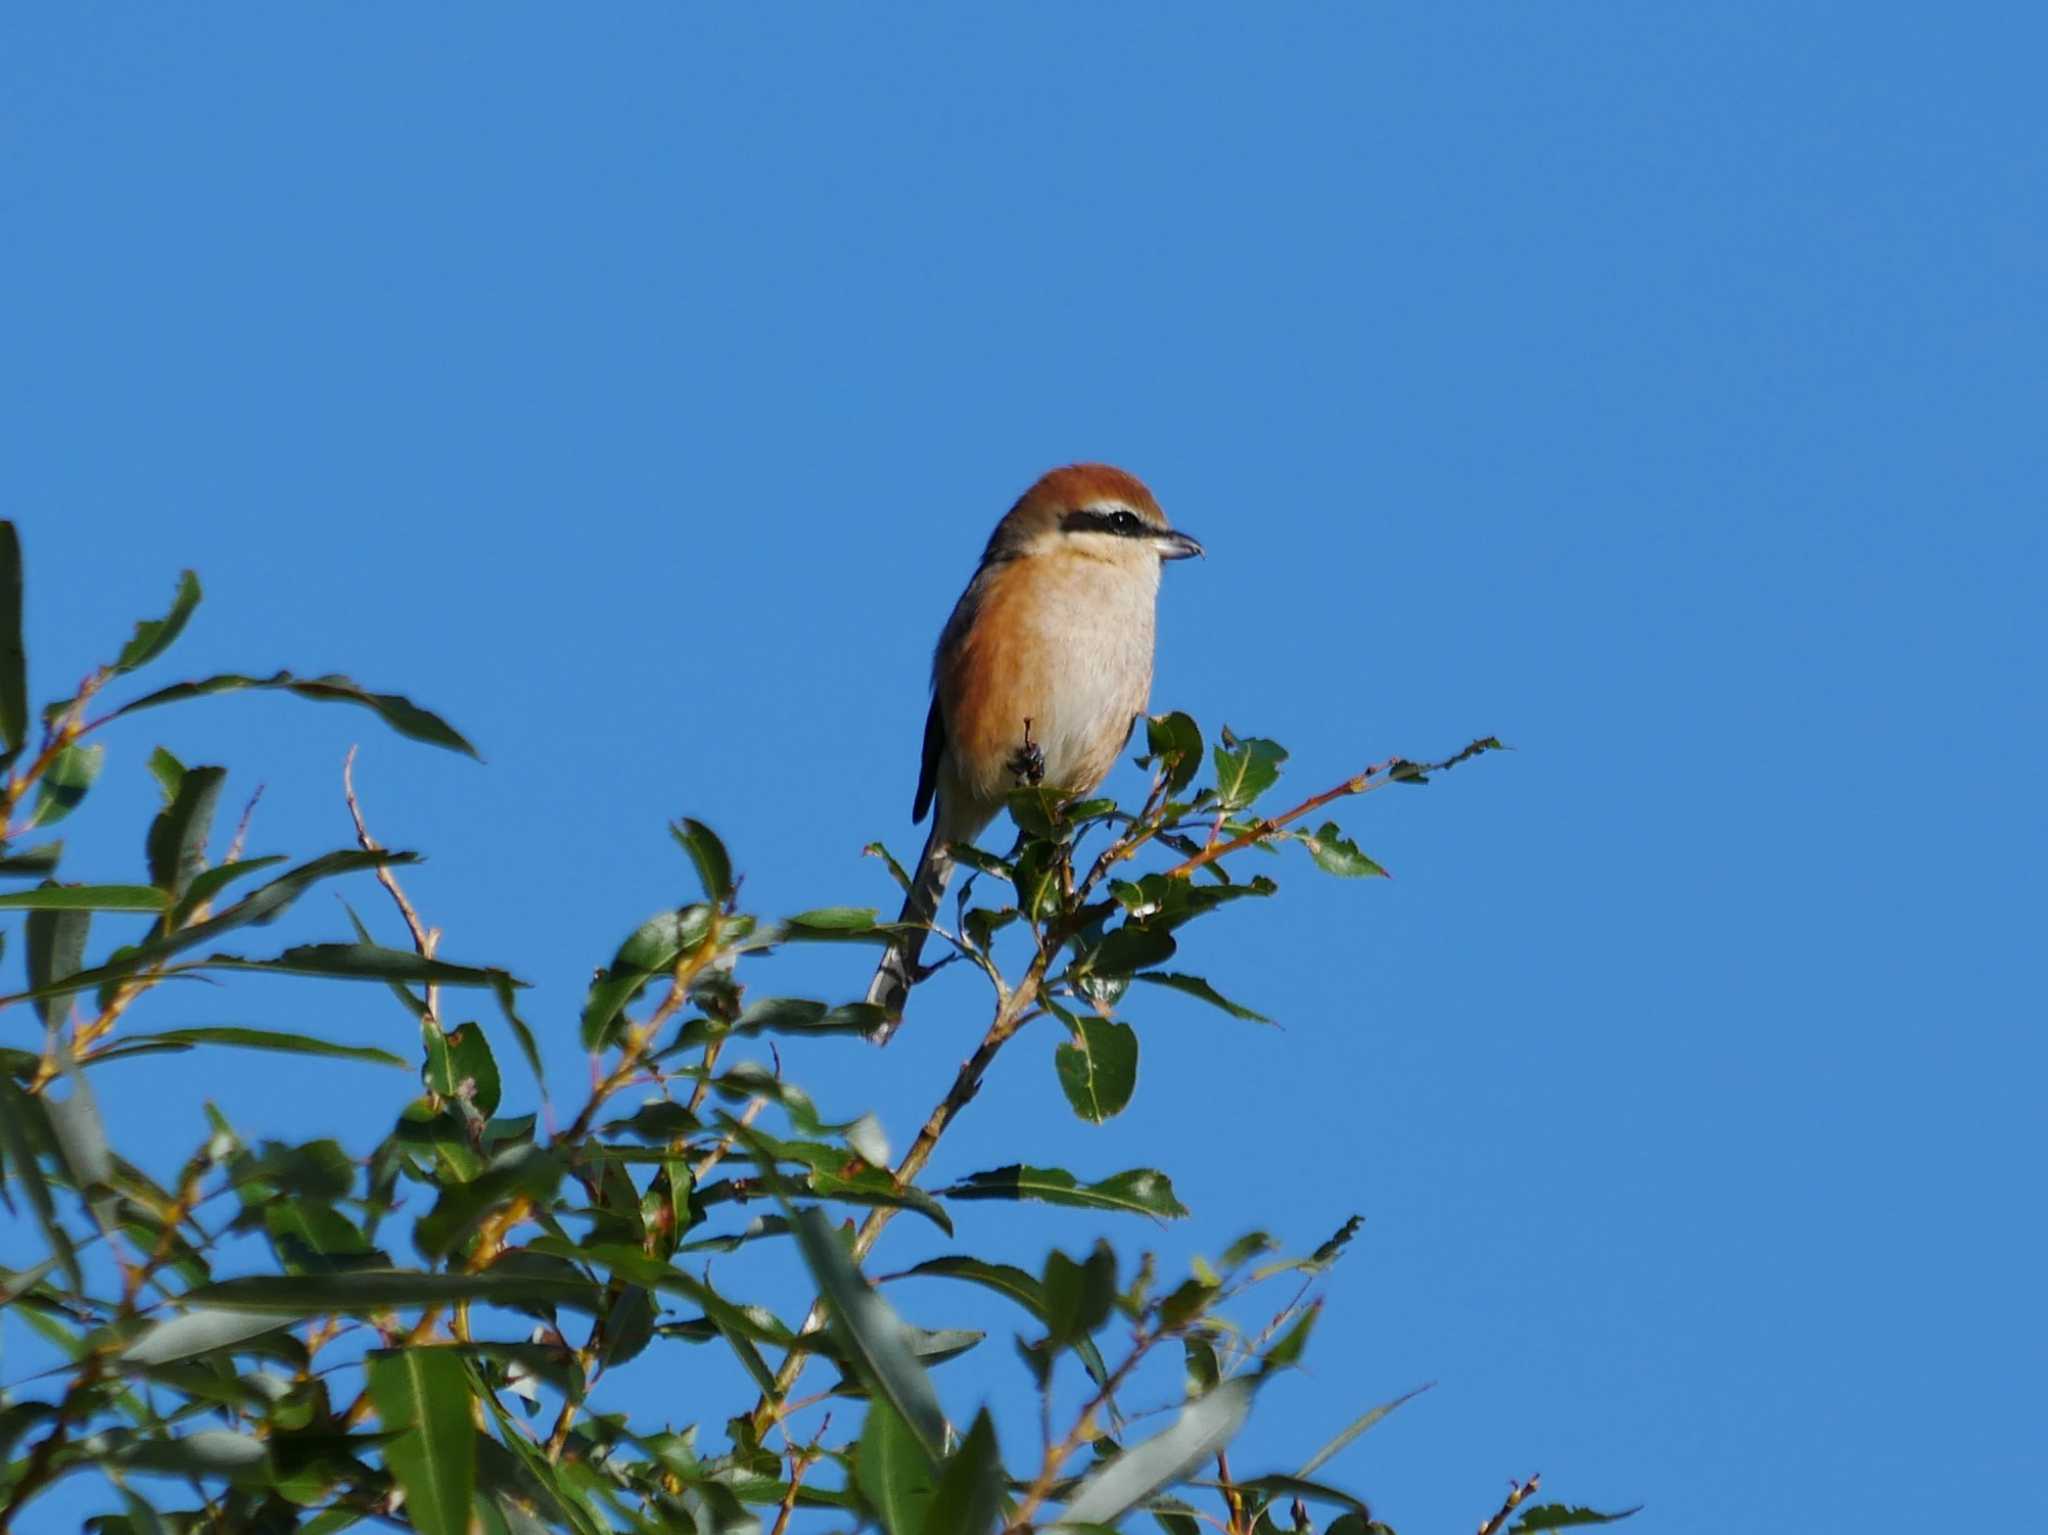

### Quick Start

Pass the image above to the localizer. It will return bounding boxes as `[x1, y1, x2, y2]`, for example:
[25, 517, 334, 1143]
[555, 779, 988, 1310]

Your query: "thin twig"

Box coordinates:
[1163, 738, 1501, 883]
[343, 746, 441, 1020]
[752, 775, 1176, 1437]
[0, 668, 108, 835]
[767, 1412, 830, 1535]
[1005, 1329, 1154, 1531]
[223, 783, 265, 865]
[1477, 1472, 1541, 1535]
[693, 1096, 766, 1182]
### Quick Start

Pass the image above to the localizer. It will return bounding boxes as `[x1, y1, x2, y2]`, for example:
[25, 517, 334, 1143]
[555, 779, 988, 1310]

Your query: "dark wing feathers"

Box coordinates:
[912, 695, 944, 823]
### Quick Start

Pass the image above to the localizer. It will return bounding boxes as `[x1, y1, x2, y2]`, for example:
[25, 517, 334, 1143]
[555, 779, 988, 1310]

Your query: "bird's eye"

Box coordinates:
[1110, 510, 1143, 534]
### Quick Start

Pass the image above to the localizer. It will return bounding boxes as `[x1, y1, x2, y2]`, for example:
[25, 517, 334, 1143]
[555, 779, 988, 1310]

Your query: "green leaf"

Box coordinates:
[780, 905, 885, 941]
[0, 1080, 81, 1290]
[45, 1065, 115, 1198]
[2, 852, 424, 1009]
[1005, 784, 1066, 838]
[892, 1257, 1111, 1388]
[126, 1027, 407, 1069]
[1512, 1505, 1643, 1531]
[1222, 1472, 1369, 1517]
[1085, 921, 1176, 979]
[26, 896, 90, 1026]
[146, 745, 185, 803]
[858, 1396, 936, 1535]
[922, 1407, 1004, 1535]
[111, 1428, 271, 1482]
[108, 669, 479, 758]
[204, 943, 518, 989]
[720, 996, 884, 1039]
[423, 1021, 501, 1116]
[1109, 871, 1278, 930]
[1010, 841, 1063, 921]
[0, 841, 62, 878]
[146, 763, 226, 897]
[337, 903, 408, 1017]
[1054, 1013, 1139, 1124]
[490, 974, 547, 1105]
[944, 1165, 1189, 1220]
[414, 1146, 561, 1259]
[120, 1307, 293, 1366]
[865, 839, 914, 892]
[1141, 712, 1204, 793]
[671, 818, 734, 904]
[0, 522, 25, 753]
[1296, 1384, 1432, 1478]
[24, 742, 104, 830]
[186, 1268, 602, 1316]
[791, 1205, 948, 1459]
[1300, 821, 1387, 878]
[1210, 733, 1287, 810]
[175, 855, 287, 922]
[114, 569, 202, 674]
[0, 884, 165, 913]
[1262, 1298, 1322, 1370]
[1041, 1242, 1117, 1347]
[818, 1324, 984, 1379]
[1130, 971, 1272, 1024]
[367, 1347, 476, 1535]
[1147, 1499, 1204, 1535]
[115, 1488, 169, 1535]
[895, 1256, 1044, 1315]
[580, 906, 711, 1051]
[1058, 1376, 1255, 1526]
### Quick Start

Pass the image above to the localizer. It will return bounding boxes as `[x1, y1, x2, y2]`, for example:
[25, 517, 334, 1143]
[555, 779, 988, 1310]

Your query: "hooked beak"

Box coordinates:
[1155, 529, 1205, 561]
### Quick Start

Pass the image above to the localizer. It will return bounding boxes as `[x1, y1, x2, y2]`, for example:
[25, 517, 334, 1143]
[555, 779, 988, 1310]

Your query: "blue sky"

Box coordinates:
[4, 5, 2043, 1530]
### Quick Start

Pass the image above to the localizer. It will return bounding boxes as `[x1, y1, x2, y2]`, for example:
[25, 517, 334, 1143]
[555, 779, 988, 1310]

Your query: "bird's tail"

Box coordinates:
[865, 820, 956, 1044]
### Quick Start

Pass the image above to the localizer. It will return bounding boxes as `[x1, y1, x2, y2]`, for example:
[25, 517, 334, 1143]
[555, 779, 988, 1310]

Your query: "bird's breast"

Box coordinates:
[941, 553, 1159, 812]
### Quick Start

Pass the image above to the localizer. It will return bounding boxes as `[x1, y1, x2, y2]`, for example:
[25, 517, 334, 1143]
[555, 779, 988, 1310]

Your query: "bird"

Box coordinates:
[866, 463, 1203, 1040]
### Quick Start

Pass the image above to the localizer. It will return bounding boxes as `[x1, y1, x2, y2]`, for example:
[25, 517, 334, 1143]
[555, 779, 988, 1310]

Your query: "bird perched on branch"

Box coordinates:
[867, 464, 1204, 1041]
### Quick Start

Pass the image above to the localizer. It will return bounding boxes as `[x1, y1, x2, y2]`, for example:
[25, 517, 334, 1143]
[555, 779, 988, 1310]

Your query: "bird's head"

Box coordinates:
[983, 464, 1205, 570]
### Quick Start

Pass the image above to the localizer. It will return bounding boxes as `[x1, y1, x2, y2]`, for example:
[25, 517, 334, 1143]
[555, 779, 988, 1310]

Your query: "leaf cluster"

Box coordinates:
[0, 524, 1629, 1535]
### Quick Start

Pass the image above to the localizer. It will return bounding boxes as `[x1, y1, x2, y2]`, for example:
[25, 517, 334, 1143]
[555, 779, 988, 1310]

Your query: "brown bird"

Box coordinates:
[867, 464, 1203, 1039]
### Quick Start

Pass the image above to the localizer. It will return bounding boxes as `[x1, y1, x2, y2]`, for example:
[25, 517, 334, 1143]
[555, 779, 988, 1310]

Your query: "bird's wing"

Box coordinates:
[912, 694, 944, 823]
